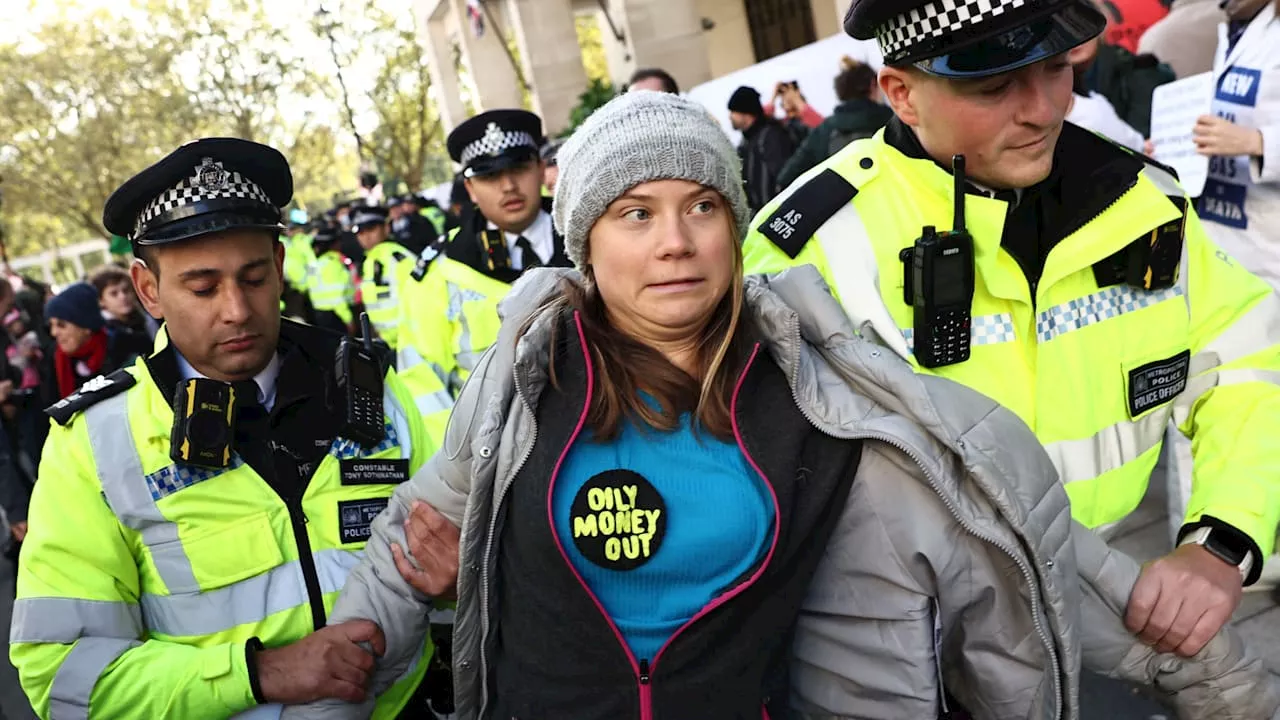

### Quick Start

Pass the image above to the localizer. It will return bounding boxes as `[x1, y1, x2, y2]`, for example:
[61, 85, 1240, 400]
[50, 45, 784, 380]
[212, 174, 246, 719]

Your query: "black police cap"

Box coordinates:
[845, 0, 1105, 78]
[447, 109, 543, 178]
[103, 138, 292, 248]
[350, 205, 389, 233]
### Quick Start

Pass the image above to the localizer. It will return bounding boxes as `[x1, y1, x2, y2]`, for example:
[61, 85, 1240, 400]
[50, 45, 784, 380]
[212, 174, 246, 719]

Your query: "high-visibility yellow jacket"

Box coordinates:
[308, 251, 355, 328]
[744, 128, 1280, 578]
[418, 206, 446, 237]
[283, 234, 316, 293]
[10, 330, 433, 718]
[393, 238, 509, 446]
[360, 241, 413, 349]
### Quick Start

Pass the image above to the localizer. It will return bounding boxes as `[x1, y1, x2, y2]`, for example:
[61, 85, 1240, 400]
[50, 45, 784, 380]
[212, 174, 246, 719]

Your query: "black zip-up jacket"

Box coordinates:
[487, 315, 862, 719]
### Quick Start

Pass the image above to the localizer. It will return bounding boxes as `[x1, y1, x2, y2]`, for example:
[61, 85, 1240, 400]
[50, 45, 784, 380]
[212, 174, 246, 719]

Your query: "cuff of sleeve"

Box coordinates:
[1251, 124, 1280, 184]
[1178, 515, 1264, 587]
[198, 641, 258, 714]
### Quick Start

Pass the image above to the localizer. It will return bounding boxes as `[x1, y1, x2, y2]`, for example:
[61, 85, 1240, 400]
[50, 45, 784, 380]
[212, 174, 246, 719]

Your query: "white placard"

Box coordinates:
[1149, 72, 1216, 197]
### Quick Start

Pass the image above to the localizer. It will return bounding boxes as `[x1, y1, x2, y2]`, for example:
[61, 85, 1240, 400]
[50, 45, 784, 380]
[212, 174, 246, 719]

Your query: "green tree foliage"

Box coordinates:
[564, 78, 619, 138]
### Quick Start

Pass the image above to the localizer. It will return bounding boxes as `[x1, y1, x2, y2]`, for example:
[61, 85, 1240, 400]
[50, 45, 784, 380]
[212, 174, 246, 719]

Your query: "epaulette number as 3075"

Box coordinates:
[757, 169, 859, 259]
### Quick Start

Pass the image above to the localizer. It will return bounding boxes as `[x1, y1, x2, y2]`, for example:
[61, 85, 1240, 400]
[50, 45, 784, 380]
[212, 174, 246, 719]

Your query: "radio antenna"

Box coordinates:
[952, 154, 967, 234]
[359, 312, 374, 353]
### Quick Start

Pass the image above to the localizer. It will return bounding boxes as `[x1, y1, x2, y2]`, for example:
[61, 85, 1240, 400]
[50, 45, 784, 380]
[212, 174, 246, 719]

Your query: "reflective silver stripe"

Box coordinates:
[141, 549, 362, 638]
[48, 637, 139, 720]
[10, 598, 142, 644]
[1141, 164, 1185, 197]
[1036, 285, 1184, 343]
[903, 312, 1016, 354]
[1042, 408, 1170, 485]
[416, 389, 455, 417]
[1188, 293, 1280, 373]
[85, 396, 200, 594]
[1174, 369, 1280, 427]
[397, 345, 426, 372]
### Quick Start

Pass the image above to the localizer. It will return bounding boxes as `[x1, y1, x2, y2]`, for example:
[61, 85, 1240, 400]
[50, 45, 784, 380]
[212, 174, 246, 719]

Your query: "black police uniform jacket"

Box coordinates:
[442, 197, 572, 285]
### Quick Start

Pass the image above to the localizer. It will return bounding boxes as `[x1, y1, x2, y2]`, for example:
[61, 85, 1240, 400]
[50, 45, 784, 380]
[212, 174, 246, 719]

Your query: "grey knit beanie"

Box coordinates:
[553, 91, 751, 270]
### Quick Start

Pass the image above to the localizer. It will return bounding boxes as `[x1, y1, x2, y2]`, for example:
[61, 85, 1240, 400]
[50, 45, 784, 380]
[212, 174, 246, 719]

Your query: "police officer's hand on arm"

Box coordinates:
[254, 620, 387, 704]
[391, 500, 460, 599]
[1125, 544, 1244, 658]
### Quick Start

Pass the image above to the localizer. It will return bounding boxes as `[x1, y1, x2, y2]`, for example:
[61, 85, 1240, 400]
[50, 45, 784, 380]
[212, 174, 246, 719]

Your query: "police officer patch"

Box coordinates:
[337, 498, 390, 543]
[1128, 350, 1190, 417]
[569, 469, 667, 571]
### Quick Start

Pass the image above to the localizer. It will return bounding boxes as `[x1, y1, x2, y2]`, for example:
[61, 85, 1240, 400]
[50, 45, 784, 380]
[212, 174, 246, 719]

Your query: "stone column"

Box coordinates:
[415, 0, 468, 134]
[505, 0, 590, 136]
[448, 0, 525, 112]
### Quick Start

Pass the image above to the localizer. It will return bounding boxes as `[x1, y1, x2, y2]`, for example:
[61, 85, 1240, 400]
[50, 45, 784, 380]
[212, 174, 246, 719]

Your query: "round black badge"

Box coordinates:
[569, 469, 667, 571]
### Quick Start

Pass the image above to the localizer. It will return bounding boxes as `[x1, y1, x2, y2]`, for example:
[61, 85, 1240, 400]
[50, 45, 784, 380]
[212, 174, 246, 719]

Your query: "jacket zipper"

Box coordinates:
[289, 495, 326, 630]
[270, 442, 327, 630]
[637, 344, 782, 719]
[779, 313, 1065, 720]
[537, 330, 781, 720]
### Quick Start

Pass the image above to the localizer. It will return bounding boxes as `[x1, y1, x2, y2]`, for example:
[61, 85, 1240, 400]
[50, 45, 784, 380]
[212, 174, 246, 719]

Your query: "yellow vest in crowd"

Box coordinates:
[10, 352, 434, 718]
[308, 250, 355, 327]
[744, 133, 1280, 554]
[360, 241, 414, 349]
[394, 231, 510, 447]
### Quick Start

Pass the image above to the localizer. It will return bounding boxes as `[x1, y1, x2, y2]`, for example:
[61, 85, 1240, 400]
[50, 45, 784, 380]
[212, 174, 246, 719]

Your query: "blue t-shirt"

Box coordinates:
[552, 411, 774, 663]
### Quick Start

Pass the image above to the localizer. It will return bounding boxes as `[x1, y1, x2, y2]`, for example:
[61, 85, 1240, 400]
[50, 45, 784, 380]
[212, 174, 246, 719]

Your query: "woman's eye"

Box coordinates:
[623, 208, 651, 222]
[692, 200, 716, 214]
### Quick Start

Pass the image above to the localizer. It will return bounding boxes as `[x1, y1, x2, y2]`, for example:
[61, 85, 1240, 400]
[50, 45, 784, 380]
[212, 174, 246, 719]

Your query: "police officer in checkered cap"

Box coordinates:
[442, 109, 571, 284]
[10, 137, 439, 716]
[742, 2, 1280, 712]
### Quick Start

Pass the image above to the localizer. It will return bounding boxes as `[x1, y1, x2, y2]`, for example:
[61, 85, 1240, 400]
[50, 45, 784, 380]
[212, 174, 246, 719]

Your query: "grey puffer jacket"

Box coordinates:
[286, 265, 1279, 720]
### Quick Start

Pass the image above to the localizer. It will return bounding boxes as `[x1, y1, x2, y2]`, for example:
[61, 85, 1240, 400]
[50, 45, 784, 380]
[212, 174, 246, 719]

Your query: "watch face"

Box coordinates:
[1205, 532, 1249, 566]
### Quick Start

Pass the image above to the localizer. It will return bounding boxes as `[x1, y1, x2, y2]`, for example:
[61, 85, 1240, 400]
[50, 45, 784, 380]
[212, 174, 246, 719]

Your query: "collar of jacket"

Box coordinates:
[882, 116, 1144, 234]
[499, 266, 1073, 584]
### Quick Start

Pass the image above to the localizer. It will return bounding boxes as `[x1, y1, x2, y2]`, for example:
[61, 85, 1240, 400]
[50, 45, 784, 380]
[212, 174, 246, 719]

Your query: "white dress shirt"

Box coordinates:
[175, 351, 282, 412]
[491, 210, 554, 271]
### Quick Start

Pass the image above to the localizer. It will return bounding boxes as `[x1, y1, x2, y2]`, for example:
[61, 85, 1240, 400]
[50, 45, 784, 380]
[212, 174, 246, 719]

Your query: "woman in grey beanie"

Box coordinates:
[296, 91, 1280, 720]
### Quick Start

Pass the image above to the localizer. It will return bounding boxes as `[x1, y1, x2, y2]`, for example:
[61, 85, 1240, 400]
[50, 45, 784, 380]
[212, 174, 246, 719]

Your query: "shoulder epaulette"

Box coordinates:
[45, 368, 137, 427]
[410, 245, 441, 282]
[756, 168, 860, 259]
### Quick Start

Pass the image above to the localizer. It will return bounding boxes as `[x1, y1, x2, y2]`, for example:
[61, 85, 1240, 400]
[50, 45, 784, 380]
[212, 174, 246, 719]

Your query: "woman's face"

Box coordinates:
[49, 317, 93, 354]
[588, 180, 737, 346]
[100, 281, 136, 320]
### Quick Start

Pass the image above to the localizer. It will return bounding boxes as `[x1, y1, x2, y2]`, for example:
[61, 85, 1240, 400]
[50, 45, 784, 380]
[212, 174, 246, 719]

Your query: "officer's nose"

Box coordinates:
[221, 285, 253, 325]
[1014, 69, 1059, 129]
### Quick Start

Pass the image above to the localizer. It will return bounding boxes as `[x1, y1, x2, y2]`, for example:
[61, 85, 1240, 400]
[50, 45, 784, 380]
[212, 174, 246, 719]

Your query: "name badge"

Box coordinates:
[1128, 350, 1190, 417]
[340, 458, 409, 486]
[338, 498, 390, 543]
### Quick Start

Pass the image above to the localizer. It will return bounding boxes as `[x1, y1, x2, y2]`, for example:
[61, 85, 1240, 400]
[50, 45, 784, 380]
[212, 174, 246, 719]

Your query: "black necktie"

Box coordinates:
[515, 236, 541, 270]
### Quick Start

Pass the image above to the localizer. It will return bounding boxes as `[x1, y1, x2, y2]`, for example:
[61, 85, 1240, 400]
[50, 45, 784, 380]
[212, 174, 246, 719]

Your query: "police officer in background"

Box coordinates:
[388, 194, 438, 257]
[438, 109, 571, 283]
[394, 110, 572, 443]
[307, 222, 357, 335]
[9, 138, 437, 718]
[745, 0, 1280, 675]
[352, 204, 413, 348]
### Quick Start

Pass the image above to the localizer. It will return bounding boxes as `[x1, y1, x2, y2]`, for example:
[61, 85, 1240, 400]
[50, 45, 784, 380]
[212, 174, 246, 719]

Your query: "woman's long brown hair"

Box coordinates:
[541, 223, 752, 442]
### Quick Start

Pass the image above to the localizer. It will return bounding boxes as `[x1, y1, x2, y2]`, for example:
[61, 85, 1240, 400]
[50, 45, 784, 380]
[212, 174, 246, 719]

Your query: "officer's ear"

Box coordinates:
[273, 238, 285, 285]
[131, 255, 163, 320]
[879, 66, 921, 128]
[463, 177, 479, 204]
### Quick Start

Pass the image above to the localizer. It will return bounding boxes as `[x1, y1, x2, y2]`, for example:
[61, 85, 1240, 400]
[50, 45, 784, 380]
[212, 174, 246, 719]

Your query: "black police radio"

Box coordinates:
[335, 313, 386, 448]
[899, 155, 976, 369]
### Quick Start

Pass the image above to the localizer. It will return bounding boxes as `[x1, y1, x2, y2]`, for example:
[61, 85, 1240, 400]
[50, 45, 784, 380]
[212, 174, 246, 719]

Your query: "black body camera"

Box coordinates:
[336, 313, 386, 448]
[900, 155, 976, 369]
[171, 379, 237, 468]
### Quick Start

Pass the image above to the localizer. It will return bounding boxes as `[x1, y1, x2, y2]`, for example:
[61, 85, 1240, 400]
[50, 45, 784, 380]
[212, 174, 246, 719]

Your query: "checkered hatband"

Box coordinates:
[877, 0, 1029, 60]
[134, 157, 275, 237]
[459, 122, 538, 166]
